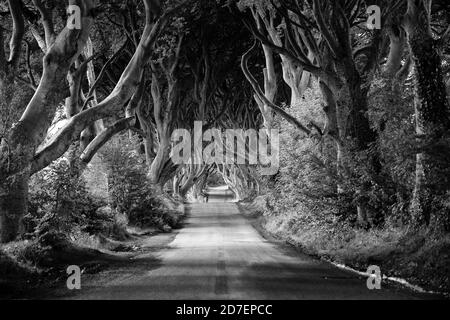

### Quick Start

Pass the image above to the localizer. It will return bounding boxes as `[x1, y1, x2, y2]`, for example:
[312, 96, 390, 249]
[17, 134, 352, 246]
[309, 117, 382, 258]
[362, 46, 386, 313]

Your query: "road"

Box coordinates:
[62, 187, 428, 300]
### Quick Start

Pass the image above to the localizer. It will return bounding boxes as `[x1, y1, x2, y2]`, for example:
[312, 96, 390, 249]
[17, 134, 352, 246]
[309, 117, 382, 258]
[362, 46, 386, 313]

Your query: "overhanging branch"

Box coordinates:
[241, 41, 316, 138]
[80, 117, 136, 165]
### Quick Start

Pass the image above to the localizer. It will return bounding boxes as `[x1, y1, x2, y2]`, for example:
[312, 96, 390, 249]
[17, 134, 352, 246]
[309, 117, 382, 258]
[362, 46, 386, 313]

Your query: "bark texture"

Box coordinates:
[404, 0, 450, 230]
[0, 0, 94, 242]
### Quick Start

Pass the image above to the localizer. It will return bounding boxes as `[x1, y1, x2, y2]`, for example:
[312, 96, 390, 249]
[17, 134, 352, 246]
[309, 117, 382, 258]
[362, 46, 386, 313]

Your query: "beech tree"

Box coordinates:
[0, 0, 184, 242]
[0, 0, 95, 242]
[236, 0, 416, 226]
[0, 0, 448, 245]
[403, 0, 450, 230]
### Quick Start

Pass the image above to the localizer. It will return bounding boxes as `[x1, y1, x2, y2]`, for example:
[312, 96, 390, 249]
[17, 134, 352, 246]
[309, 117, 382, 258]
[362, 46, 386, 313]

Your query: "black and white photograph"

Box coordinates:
[0, 0, 449, 307]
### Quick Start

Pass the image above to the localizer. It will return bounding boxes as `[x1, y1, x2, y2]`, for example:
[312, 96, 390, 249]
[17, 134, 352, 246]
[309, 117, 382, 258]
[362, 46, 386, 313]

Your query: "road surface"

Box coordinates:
[61, 187, 428, 300]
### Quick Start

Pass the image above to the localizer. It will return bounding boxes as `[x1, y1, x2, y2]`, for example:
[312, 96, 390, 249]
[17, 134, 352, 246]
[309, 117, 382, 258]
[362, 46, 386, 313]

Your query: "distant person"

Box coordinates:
[200, 189, 209, 203]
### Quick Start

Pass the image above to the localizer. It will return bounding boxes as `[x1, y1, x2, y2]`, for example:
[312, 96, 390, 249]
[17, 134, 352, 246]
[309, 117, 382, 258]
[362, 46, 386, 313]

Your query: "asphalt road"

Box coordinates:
[65, 187, 428, 300]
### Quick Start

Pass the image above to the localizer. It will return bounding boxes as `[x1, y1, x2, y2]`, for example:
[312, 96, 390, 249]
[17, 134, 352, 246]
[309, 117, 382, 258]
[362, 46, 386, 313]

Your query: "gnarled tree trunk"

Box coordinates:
[0, 0, 94, 242]
[404, 0, 450, 230]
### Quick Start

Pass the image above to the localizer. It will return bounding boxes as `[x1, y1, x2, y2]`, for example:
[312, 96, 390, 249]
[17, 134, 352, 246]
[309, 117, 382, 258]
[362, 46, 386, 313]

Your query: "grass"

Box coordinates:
[241, 197, 450, 294]
[0, 199, 186, 299]
[0, 247, 41, 298]
[0, 230, 137, 299]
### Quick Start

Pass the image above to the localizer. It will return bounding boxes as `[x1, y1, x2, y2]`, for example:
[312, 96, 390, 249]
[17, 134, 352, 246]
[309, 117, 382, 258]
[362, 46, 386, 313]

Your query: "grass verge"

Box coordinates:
[239, 198, 450, 296]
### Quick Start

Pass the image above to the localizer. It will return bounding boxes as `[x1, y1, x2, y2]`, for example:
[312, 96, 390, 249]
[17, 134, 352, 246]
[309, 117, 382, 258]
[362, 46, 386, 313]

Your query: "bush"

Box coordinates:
[26, 158, 130, 246]
[128, 195, 183, 231]
[100, 133, 183, 231]
[257, 76, 425, 231]
[28, 158, 103, 237]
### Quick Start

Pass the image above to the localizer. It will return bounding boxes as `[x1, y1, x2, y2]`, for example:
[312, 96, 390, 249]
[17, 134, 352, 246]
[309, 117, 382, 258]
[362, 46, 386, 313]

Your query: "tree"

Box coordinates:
[403, 0, 450, 230]
[0, 0, 182, 243]
[0, 0, 95, 242]
[237, 0, 404, 226]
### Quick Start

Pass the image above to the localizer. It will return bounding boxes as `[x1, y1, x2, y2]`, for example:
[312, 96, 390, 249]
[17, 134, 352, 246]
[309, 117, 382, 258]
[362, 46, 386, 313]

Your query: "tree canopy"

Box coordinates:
[0, 0, 449, 293]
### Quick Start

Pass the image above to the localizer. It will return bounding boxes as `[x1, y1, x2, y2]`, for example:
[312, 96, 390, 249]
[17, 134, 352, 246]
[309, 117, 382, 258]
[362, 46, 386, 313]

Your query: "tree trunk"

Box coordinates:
[337, 56, 380, 227]
[0, 174, 28, 242]
[148, 139, 171, 191]
[0, 0, 94, 242]
[385, 26, 406, 77]
[404, 0, 450, 230]
[256, 44, 277, 131]
[172, 174, 181, 197]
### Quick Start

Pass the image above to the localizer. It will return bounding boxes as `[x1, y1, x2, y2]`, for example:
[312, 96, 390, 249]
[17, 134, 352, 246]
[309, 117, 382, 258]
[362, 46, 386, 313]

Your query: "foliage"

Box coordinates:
[257, 74, 437, 231]
[100, 134, 148, 214]
[100, 133, 183, 231]
[27, 159, 103, 237]
[206, 172, 225, 187]
[0, 82, 33, 140]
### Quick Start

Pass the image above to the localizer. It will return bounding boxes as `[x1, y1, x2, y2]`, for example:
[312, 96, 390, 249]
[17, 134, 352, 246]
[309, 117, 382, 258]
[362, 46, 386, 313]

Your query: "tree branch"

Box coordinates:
[32, 0, 55, 48]
[7, 0, 25, 68]
[80, 117, 136, 165]
[241, 41, 314, 137]
[30, 1, 183, 174]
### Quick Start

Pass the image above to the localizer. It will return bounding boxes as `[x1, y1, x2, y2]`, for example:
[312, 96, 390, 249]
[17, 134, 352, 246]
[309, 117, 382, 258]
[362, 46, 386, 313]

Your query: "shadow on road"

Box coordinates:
[205, 185, 235, 203]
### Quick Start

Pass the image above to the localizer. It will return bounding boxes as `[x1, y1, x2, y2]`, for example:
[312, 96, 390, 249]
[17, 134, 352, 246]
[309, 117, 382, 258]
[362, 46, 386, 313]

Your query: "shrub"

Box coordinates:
[100, 133, 183, 231]
[28, 158, 102, 236]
